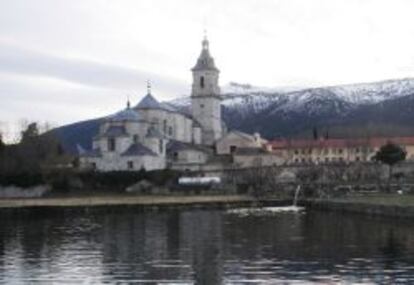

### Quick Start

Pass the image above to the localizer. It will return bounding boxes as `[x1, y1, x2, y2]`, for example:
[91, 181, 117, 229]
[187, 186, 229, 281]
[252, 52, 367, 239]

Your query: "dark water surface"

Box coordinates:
[1, 206, 414, 284]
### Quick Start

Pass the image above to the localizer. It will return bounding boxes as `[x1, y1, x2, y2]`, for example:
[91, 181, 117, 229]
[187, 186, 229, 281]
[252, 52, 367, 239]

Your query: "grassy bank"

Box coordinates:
[306, 193, 414, 218]
[314, 193, 414, 206]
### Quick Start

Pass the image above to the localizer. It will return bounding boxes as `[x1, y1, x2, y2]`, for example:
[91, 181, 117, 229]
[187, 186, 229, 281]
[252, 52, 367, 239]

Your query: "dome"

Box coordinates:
[106, 108, 141, 122]
[135, 93, 164, 110]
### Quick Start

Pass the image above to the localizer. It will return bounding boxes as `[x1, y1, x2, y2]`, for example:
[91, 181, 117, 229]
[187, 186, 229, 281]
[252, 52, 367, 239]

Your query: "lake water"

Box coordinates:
[1, 206, 414, 284]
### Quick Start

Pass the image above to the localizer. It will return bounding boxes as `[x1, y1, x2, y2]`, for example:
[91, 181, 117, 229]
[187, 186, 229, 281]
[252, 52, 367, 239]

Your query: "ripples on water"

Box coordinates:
[0, 206, 413, 284]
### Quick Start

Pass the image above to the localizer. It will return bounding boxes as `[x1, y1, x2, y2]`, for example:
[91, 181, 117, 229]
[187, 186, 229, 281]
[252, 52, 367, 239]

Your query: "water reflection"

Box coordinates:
[0, 207, 413, 283]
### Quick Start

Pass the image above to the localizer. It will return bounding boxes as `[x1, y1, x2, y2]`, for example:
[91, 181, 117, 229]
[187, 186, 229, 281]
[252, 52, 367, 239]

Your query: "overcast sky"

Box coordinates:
[1, 0, 414, 139]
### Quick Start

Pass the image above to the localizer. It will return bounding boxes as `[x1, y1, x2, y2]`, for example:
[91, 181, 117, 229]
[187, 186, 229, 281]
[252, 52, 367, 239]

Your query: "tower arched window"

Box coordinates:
[133, 135, 139, 143]
[108, 138, 116, 151]
[159, 139, 163, 154]
[200, 76, 205, 88]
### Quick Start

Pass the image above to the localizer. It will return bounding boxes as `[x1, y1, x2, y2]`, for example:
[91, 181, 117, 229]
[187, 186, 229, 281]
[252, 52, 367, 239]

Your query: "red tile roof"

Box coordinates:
[268, 136, 414, 149]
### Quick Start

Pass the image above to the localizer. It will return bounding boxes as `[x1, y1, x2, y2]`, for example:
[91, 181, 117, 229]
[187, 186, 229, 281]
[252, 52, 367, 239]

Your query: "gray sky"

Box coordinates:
[1, 0, 414, 139]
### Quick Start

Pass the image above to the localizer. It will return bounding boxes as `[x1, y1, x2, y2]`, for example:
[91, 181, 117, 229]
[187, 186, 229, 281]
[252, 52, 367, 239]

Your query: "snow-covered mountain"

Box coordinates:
[167, 78, 414, 138]
[171, 78, 414, 112]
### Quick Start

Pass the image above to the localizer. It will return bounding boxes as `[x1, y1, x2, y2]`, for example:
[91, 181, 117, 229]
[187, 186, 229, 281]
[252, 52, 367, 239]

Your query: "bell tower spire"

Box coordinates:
[202, 29, 209, 50]
[191, 34, 222, 145]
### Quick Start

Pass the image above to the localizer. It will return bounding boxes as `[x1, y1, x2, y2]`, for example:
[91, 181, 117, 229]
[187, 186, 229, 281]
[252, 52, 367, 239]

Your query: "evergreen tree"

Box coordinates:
[20, 122, 39, 143]
[0, 133, 4, 152]
[374, 142, 406, 191]
[312, 127, 318, 140]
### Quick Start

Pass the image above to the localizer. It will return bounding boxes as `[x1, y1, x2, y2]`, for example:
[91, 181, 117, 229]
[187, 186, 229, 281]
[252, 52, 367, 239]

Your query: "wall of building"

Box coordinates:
[271, 145, 379, 165]
[233, 154, 285, 168]
[216, 133, 261, 155]
[138, 109, 194, 143]
[191, 96, 222, 145]
[171, 149, 208, 164]
[81, 154, 165, 171]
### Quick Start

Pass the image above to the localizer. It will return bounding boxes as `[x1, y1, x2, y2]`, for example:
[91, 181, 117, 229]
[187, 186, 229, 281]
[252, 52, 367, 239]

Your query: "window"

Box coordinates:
[127, 161, 134, 170]
[173, 152, 178, 161]
[200, 104, 204, 109]
[339, 148, 343, 154]
[163, 120, 167, 134]
[133, 135, 139, 143]
[159, 140, 163, 153]
[108, 138, 116, 151]
[91, 162, 96, 170]
[356, 157, 360, 161]
[168, 126, 173, 136]
[294, 150, 299, 155]
[230, 145, 237, 153]
[200, 76, 205, 88]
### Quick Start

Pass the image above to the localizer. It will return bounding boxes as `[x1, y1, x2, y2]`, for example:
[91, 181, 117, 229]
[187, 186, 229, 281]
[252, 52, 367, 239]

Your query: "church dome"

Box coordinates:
[135, 93, 164, 110]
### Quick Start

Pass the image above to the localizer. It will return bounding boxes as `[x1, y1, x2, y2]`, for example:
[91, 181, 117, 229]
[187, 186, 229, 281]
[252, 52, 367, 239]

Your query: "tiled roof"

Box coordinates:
[81, 148, 102, 158]
[102, 126, 128, 137]
[167, 140, 211, 153]
[135, 94, 164, 110]
[234, 147, 268, 155]
[107, 108, 140, 122]
[121, 143, 157, 157]
[76, 144, 87, 155]
[135, 93, 185, 115]
[217, 130, 256, 143]
[160, 102, 178, 112]
[268, 137, 414, 149]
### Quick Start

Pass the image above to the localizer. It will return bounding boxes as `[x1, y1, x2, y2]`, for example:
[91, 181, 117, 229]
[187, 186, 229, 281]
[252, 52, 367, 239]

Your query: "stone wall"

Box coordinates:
[306, 200, 414, 219]
[0, 185, 50, 198]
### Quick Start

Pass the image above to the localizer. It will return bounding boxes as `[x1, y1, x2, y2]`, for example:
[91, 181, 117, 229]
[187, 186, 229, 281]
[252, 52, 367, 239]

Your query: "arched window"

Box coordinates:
[108, 138, 116, 151]
[200, 76, 205, 88]
[133, 135, 139, 143]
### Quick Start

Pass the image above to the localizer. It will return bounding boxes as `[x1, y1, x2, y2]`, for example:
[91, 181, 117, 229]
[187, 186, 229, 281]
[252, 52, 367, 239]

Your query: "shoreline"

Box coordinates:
[2, 193, 414, 219]
[0, 194, 287, 209]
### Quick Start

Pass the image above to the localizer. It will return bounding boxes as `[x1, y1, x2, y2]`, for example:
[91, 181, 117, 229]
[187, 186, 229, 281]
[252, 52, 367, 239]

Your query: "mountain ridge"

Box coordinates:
[51, 77, 414, 153]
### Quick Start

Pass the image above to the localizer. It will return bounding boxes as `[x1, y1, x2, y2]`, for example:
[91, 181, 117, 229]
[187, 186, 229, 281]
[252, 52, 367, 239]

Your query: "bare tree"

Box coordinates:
[241, 158, 283, 198]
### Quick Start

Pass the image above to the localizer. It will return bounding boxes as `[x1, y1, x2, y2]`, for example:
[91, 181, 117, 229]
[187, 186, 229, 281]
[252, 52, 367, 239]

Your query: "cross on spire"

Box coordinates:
[147, 80, 151, 94]
[202, 30, 209, 50]
[126, 94, 131, 109]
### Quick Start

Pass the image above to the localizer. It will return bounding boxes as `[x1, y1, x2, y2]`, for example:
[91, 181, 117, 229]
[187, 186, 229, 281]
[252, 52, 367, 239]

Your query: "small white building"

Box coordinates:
[215, 131, 267, 155]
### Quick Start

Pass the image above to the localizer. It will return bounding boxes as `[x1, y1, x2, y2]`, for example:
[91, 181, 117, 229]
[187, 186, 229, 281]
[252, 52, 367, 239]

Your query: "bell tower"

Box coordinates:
[191, 35, 222, 145]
